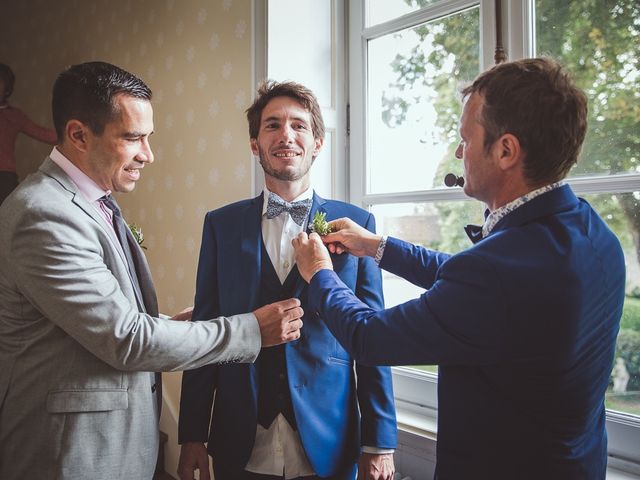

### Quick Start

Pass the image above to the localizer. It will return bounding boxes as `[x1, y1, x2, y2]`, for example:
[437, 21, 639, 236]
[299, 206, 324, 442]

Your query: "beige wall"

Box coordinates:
[0, 0, 256, 475]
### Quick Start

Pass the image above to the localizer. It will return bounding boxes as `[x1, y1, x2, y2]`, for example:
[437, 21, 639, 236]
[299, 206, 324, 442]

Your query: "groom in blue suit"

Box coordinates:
[293, 58, 626, 479]
[178, 81, 397, 480]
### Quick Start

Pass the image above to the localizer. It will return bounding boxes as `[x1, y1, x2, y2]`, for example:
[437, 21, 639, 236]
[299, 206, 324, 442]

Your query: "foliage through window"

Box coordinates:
[358, 0, 640, 422]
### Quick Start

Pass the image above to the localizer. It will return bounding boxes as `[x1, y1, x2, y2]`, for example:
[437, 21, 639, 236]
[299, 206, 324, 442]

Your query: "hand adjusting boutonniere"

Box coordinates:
[128, 223, 147, 250]
[309, 211, 333, 236]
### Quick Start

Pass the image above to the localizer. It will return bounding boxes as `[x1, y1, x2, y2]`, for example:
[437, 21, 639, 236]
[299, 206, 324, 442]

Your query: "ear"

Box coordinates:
[250, 138, 259, 156]
[494, 133, 521, 171]
[312, 137, 324, 157]
[65, 120, 91, 153]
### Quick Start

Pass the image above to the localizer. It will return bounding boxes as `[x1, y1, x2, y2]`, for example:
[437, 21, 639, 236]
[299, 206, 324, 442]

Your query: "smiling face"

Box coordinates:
[251, 96, 323, 188]
[84, 94, 154, 193]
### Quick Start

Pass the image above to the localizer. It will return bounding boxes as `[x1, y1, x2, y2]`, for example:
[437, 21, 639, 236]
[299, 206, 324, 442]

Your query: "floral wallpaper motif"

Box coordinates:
[0, 0, 254, 314]
[1, 1, 255, 473]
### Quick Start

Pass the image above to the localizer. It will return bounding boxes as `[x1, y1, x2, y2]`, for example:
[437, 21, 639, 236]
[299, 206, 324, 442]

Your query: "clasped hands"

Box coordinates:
[292, 217, 383, 283]
[168, 218, 380, 351]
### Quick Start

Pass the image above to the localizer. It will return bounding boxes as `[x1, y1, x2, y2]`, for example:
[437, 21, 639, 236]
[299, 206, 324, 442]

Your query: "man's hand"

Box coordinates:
[254, 298, 304, 347]
[291, 232, 333, 283]
[177, 442, 210, 480]
[357, 453, 395, 480]
[321, 218, 382, 258]
[171, 306, 194, 321]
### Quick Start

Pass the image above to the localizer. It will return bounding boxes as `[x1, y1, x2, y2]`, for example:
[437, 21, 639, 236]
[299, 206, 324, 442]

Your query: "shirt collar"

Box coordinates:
[482, 181, 565, 237]
[261, 186, 314, 216]
[49, 147, 110, 203]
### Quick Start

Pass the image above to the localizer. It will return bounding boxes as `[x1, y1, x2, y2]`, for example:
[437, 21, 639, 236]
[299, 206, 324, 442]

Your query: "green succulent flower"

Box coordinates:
[129, 223, 147, 250]
[310, 211, 332, 236]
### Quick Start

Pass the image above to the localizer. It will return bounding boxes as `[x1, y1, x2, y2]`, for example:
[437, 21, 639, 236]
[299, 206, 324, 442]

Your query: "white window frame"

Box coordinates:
[348, 0, 640, 474]
[252, 0, 348, 201]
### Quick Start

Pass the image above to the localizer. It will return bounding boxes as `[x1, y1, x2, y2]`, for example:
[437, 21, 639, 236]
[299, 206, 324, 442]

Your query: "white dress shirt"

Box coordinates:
[49, 147, 112, 225]
[244, 187, 315, 478]
[245, 187, 392, 476]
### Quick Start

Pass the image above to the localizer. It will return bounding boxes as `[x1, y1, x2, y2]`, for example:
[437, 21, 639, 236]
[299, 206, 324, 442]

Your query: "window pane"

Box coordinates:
[535, 1, 640, 177]
[372, 192, 640, 405]
[365, 0, 446, 27]
[268, 0, 332, 107]
[584, 192, 640, 417]
[367, 7, 479, 194]
[372, 200, 486, 374]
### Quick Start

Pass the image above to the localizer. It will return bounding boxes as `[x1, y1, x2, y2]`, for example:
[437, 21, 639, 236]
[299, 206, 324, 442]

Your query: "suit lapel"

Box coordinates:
[291, 193, 327, 299]
[238, 194, 263, 312]
[39, 158, 146, 310]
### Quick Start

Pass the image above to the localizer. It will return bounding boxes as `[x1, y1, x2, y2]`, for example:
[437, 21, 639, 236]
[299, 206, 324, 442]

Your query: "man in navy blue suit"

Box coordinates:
[292, 58, 626, 479]
[178, 81, 397, 480]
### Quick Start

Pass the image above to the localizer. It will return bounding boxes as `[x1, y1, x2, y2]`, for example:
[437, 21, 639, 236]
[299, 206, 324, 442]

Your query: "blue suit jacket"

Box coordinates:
[309, 185, 625, 479]
[179, 192, 397, 477]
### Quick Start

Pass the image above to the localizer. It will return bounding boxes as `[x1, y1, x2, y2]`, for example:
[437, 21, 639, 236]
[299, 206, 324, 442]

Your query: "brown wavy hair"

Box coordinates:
[246, 80, 325, 141]
[462, 57, 588, 186]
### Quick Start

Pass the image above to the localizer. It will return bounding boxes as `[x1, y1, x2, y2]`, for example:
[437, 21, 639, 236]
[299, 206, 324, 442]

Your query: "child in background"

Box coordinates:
[0, 63, 57, 205]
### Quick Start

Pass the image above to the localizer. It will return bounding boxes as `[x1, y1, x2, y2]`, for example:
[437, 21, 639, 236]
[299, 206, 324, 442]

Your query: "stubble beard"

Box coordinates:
[258, 147, 314, 182]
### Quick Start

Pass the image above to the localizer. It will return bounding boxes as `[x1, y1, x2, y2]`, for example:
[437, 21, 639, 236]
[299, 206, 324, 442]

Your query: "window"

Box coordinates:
[257, 0, 347, 200]
[349, 0, 640, 470]
[533, 0, 640, 463]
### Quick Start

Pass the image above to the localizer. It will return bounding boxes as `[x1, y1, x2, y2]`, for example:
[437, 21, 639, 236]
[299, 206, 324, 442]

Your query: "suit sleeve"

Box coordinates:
[353, 213, 398, 449]
[179, 213, 222, 443]
[379, 236, 451, 290]
[8, 204, 261, 372]
[310, 238, 508, 367]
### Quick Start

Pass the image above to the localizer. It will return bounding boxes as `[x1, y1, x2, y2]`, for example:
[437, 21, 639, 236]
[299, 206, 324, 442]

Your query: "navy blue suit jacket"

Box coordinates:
[308, 185, 625, 479]
[179, 192, 397, 477]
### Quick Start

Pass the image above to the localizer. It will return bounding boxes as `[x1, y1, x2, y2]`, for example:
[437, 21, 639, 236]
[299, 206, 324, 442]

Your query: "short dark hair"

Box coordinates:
[461, 57, 588, 185]
[246, 80, 325, 141]
[52, 61, 152, 141]
[0, 63, 15, 98]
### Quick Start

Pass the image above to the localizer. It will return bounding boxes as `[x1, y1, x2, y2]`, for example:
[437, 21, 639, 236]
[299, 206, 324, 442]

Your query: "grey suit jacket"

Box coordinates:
[0, 158, 261, 479]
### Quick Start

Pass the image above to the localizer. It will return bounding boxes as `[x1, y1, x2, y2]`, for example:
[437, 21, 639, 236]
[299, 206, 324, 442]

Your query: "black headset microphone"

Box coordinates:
[444, 173, 465, 188]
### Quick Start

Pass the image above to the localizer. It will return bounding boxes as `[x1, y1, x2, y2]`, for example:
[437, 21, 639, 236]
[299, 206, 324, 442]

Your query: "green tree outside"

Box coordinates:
[379, 0, 640, 413]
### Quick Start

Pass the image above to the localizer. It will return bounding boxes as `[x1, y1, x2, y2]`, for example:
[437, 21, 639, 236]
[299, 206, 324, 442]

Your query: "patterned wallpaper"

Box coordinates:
[1, 0, 256, 473]
[0, 0, 254, 315]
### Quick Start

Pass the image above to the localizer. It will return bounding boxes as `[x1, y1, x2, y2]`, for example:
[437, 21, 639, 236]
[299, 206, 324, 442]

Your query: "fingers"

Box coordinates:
[177, 443, 210, 480]
[308, 231, 322, 242]
[291, 231, 308, 247]
[283, 306, 304, 322]
[274, 297, 301, 311]
[327, 217, 352, 231]
[326, 242, 346, 254]
[275, 319, 303, 344]
[171, 305, 194, 321]
[256, 298, 304, 347]
[286, 318, 303, 333]
[321, 230, 343, 245]
[283, 319, 303, 342]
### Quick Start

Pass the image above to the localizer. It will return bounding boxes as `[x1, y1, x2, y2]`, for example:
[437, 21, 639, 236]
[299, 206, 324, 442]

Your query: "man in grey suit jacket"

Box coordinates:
[0, 61, 303, 480]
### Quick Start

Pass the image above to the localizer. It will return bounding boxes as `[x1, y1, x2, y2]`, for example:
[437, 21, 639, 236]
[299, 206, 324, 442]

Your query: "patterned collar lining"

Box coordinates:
[482, 181, 565, 238]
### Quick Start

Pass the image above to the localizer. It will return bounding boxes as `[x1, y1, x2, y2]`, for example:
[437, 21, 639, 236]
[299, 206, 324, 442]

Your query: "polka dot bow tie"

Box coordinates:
[266, 192, 312, 226]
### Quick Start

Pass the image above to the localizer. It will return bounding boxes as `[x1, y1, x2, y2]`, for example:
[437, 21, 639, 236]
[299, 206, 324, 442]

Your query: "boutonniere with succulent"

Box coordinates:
[309, 211, 333, 236]
[128, 223, 147, 250]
